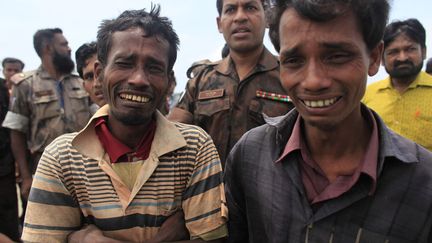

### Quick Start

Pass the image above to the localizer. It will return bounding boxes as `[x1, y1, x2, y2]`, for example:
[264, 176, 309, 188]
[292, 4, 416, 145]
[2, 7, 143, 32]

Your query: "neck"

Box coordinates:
[107, 115, 153, 148]
[304, 109, 372, 164]
[42, 57, 63, 80]
[302, 107, 372, 181]
[230, 45, 264, 81]
[391, 75, 417, 93]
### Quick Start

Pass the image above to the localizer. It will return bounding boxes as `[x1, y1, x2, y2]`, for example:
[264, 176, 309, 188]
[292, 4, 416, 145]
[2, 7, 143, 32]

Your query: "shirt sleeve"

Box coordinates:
[175, 77, 196, 115]
[181, 130, 228, 239]
[2, 83, 31, 133]
[21, 138, 82, 242]
[193, 224, 228, 241]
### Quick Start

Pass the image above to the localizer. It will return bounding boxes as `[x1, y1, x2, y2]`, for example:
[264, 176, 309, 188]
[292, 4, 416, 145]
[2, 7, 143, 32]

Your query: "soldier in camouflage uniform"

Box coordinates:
[2, 28, 91, 200]
[168, 0, 294, 165]
[2, 57, 25, 93]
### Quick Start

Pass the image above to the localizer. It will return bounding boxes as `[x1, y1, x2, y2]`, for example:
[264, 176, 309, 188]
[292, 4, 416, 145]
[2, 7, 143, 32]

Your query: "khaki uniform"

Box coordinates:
[2, 66, 91, 171]
[175, 48, 294, 164]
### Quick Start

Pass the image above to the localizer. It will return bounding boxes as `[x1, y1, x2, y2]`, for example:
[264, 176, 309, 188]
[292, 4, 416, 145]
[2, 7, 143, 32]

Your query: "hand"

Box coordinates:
[0, 233, 14, 243]
[15, 162, 21, 181]
[149, 210, 189, 243]
[20, 177, 32, 200]
[68, 224, 128, 243]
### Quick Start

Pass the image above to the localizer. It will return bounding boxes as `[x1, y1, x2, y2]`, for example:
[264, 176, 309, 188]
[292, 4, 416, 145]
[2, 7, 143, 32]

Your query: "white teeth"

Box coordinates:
[303, 97, 337, 108]
[119, 93, 150, 103]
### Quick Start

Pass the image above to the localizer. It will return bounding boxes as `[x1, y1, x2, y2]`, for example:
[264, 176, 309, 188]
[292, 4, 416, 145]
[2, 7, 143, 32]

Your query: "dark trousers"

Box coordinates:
[0, 172, 19, 241]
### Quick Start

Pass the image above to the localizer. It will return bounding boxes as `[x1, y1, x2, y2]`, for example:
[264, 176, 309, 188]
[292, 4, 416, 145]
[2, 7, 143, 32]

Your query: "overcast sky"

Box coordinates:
[1, 0, 431, 92]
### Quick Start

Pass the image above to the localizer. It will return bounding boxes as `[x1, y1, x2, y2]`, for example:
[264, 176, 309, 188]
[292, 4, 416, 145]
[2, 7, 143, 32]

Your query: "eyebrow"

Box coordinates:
[280, 42, 357, 57]
[320, 42, 357, 50]
[114, 53, 166, 67]
[224, 0, 257, 8]
[280, 47, 299, 58]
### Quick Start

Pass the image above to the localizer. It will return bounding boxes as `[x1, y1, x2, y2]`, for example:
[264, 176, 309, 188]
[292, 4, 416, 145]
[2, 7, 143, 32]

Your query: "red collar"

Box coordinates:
[94, 116, 156, 163]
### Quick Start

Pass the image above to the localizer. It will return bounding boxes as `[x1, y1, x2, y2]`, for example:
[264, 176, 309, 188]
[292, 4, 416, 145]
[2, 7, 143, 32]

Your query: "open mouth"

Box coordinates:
[119, 93, 150, 103]
[302, 97, 339, 108]
[233, 26, 251, 34]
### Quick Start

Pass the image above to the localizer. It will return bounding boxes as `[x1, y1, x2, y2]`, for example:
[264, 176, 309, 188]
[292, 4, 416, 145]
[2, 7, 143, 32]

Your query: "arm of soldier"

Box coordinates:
[21, 142, 83, 242]
[10, 130, 32, 199]
[167, 79, 195, 124]
[224, 143, 249, 243]
[180, 129, 228, 242]
[3, 82, 33, 198]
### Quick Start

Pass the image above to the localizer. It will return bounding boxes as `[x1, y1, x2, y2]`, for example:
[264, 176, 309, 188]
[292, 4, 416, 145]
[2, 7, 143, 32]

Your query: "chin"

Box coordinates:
[304, 117, 339, 131]
[113, 110, 153, 126]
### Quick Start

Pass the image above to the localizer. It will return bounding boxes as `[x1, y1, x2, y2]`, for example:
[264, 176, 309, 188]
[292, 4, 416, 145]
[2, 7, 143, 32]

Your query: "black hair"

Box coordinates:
[216, 0, 267, 16]
[33, 28, 63, 57]
[383, 18, 426, 50]
[268, 0, 390, 52]
[97, 4, 179, 72]
[75, 42, 97, 78]
[2, 57, 25, 69]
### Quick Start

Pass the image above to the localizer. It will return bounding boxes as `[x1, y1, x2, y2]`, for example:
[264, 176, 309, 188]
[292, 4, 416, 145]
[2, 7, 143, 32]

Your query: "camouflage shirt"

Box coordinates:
[176, 48, 294, 164]
[2, 66, 91, 154]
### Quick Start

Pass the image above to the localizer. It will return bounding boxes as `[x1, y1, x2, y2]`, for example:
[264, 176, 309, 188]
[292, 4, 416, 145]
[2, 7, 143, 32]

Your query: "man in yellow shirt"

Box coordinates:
[363, 18, 432, 151]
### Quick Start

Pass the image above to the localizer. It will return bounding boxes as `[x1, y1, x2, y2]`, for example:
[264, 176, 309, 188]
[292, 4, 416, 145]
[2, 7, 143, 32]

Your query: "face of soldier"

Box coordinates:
[2, 62, 23, 81]
[96, 27, 170, 126]
[217, 0, 266, 54]
[383, 33, 425, 79]
[51, 33, 75, 74]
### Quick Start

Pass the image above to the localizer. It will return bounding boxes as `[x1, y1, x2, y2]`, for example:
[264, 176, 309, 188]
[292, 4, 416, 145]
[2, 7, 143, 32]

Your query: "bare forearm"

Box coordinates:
[10, 130, 31, 178]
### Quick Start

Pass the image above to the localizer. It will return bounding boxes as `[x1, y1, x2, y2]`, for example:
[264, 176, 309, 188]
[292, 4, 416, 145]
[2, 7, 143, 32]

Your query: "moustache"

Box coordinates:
[114, 84, 151, 93]
[393, 61, 414, 68]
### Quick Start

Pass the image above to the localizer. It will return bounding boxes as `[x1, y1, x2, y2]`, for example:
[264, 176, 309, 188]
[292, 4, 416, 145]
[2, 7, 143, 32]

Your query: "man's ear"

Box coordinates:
[217, 17, 223, 34]
[43, 43, 53, 56]
[369, 41, 384, 76]
[94, 60, 103, 81]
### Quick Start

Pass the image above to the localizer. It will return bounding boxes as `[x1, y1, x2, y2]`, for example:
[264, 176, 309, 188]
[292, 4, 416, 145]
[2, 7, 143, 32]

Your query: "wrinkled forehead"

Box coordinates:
[222, 0, 265, 7]
[386, 33, 421, 49]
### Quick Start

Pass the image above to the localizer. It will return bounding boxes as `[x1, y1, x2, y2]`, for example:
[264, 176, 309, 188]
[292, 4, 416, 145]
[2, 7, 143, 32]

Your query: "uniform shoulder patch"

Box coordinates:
[186, 59, 215, 79]
[10, 71, 35, 85]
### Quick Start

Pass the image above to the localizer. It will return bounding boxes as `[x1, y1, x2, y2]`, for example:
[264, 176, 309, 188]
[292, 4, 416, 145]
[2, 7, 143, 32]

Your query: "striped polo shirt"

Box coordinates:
[22, 105, 227, 242]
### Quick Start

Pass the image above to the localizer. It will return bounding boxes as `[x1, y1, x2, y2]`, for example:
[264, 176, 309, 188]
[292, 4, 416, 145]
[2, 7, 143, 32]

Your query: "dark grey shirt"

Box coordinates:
[225, 107, 432, 243]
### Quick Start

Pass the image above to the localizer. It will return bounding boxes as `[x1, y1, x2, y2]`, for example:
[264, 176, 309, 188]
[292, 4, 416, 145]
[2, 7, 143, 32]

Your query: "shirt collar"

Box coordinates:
[377, 71, 432, 91]
[36, 65, 77, 81]
[72, 105, 187, 162]
[270, 105, 420, 178]
[275, 107, 379, 192]
[214, 47, 279, 76]
[410, 71, 432, 87]
[275, 115, 302, 163]
[94, 116, 156, 163]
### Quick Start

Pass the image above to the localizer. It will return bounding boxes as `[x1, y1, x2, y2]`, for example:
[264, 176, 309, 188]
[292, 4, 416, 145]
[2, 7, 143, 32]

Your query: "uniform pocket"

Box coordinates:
[67, 90, 90, 130]
[33, 92, 60, 120]
[194, 97, 230, 126]
[248, 97, 292, 130]
[195, 97, 230, 116]
[68, 89, 89, 112]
